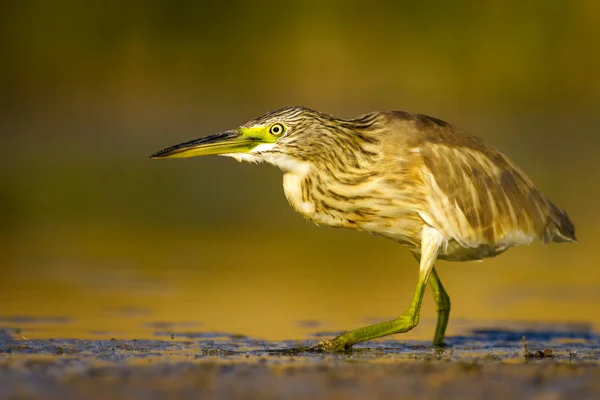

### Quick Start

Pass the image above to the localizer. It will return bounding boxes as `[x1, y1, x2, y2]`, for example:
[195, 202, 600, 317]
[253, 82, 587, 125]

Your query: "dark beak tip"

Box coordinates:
[148, 147, 176, 159]
[148, 130, 241, 160]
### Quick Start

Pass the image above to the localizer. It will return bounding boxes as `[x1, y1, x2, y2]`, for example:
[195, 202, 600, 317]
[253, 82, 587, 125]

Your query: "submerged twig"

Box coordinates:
[522, 335, 553, 359]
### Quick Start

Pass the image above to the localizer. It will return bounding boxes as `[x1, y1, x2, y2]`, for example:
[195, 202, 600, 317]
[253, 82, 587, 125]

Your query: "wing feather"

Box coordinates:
[379, 111, 576, 251]
[419, 142, 552, 248]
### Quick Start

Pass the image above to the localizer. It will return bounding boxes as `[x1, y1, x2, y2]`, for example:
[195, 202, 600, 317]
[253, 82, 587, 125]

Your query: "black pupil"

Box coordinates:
[273, 126, 280, 133]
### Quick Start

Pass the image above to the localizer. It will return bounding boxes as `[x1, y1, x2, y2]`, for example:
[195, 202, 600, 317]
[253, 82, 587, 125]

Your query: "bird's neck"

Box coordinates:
[283, 171, 317, 218]
[262, 153, 313, 177]
[276, 157, 315, 217]
[281, 159, 380, 229]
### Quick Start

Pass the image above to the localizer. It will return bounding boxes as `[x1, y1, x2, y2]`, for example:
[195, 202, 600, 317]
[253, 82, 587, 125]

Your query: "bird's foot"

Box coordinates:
[310, 336, 353, 353]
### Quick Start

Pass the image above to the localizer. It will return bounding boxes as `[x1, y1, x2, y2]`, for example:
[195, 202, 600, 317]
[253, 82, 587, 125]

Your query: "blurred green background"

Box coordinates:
[1, 0, 599, 341]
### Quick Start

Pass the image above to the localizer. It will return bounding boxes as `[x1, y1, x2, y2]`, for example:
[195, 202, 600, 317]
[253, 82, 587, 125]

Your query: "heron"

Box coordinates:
[150, 106, 576, 352]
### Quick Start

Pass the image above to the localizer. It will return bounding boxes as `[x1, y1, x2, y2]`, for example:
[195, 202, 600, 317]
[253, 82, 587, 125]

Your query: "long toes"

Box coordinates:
[309, 339, 351, 353]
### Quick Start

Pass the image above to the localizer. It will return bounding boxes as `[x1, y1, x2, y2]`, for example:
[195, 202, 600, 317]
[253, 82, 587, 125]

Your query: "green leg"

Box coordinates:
[428, 267, 451, 346]
[313, 226, 444, 352]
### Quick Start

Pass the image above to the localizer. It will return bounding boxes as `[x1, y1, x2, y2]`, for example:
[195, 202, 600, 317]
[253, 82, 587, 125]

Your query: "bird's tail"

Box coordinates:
[548, 202, 577, 243]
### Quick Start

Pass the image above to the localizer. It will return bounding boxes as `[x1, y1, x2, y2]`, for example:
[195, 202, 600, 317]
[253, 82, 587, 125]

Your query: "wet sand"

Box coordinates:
[1, 324, 598, 400]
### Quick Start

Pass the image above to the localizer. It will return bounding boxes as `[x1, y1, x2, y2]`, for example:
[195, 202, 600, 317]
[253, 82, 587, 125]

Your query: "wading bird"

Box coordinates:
[150, 106, 576, 352]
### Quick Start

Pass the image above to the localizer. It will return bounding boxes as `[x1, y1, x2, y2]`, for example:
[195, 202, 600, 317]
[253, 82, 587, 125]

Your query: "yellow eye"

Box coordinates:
[269, 123, 285, 136]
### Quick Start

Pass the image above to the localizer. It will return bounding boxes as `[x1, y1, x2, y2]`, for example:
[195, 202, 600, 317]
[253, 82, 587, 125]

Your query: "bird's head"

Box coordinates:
[150, 106, 377, 173]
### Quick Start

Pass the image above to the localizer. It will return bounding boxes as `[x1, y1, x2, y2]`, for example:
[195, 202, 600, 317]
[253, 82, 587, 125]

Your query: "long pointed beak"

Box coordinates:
[149, 130, 259, 159]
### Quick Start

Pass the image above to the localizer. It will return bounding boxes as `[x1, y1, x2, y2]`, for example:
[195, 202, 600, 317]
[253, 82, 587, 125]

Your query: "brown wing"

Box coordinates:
[406, 115, 575, 248]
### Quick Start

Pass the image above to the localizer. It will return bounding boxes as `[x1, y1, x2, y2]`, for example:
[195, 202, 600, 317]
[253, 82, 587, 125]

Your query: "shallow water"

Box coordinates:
[3, 226, 600, 398]
[1, 322, 599, 400]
